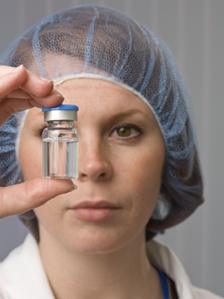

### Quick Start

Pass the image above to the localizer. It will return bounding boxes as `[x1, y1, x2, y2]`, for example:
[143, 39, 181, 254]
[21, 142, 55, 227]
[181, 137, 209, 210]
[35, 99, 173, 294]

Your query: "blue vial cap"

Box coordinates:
[42, 104, 79, 112]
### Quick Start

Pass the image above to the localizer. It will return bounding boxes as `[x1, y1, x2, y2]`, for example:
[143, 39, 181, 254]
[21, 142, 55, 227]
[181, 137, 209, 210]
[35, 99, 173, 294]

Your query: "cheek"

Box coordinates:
[33, 197, 66, 242]
[116, 141, 165, 218]
[34, 197, 61, 223]
[118, 145, 164, 194]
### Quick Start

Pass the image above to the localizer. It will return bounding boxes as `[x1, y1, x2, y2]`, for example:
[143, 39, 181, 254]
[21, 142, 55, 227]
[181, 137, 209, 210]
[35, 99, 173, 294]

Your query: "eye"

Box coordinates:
[112, 124, 142, 139]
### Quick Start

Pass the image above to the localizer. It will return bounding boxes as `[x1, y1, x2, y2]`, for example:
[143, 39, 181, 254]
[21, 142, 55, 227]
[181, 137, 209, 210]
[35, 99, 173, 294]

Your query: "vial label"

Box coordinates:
[43, 139, 78, 179]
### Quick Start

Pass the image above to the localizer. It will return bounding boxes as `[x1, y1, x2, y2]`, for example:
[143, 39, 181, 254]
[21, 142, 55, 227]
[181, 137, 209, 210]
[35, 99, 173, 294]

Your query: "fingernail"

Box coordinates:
[63, 182, 77, 193]
[68, 180, 78, 190]
[53, 92, 64, 100]
[72, 183, 78, 190]
[40, 77, 52, 83]
[52, 89, 63, 95]
[17, 64, 24, 69]
[13, 65, 24, 72]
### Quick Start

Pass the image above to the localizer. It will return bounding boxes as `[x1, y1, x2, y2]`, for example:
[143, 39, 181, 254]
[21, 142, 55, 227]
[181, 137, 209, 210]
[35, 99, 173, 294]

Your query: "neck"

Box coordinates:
[38, 230, 163, 299]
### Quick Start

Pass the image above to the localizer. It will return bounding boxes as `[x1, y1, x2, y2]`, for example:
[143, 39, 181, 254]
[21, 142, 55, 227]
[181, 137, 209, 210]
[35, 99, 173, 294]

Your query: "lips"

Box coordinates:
[67, 200, 121, 222]
[70, 200, 121, 209]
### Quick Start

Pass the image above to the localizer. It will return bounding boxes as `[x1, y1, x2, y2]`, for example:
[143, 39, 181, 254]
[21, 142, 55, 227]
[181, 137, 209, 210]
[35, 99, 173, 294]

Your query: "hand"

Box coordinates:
[0, 65, 64, 125]
[0, 179, 75, 218]
[0, 65, 75, 218]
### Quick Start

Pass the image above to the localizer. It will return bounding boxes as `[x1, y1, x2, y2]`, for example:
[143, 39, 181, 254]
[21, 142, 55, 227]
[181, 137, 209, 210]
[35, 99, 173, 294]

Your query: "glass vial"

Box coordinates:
[42, 104, 79, 179]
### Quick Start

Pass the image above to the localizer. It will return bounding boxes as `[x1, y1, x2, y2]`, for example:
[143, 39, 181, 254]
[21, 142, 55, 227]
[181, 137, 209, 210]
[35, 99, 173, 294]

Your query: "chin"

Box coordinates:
[64, 228, 147, 254]
[63, 227, 134, 255]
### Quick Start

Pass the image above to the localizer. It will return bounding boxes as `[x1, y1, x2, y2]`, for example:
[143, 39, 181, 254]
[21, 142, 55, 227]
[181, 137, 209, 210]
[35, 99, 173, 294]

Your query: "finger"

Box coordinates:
[0, 65, 58, 100]
[3, 90, 64, 112]
[0, 97, 33, 125]
[0, 65, 23, 76]
[29, 89, 65, 107]
[20, 72, 55, 98]
[0, 93, 63, 126]
[0, 179, 75, 218]
[0, 65, 64, 106]
[0, 66, 28, 100]
[5, 89, 31, 100]
[8, 89, 64, 107]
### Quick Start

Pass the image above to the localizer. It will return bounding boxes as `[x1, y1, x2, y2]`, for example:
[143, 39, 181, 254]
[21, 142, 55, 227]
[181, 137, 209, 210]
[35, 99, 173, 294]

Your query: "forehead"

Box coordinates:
[55, 78, 151, 112]
[28, 78, 154, 122]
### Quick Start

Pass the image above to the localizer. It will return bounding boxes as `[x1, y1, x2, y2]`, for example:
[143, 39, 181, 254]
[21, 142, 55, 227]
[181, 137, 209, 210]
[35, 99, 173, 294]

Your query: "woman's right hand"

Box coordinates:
[0, 65, 63, 125]
[0, 65, 75, 218]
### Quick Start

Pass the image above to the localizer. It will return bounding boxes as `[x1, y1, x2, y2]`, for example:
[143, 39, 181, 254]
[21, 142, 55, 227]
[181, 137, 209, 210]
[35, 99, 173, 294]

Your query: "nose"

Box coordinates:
[77, 138, 113, 182]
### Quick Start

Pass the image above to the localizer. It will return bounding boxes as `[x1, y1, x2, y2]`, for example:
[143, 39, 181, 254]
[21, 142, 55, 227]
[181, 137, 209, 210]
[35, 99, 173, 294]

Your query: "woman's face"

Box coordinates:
[18, 78, 165, 253]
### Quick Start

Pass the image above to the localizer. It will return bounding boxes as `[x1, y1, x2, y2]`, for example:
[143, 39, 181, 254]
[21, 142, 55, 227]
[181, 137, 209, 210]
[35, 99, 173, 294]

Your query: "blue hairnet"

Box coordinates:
[0, 4, 204, 237]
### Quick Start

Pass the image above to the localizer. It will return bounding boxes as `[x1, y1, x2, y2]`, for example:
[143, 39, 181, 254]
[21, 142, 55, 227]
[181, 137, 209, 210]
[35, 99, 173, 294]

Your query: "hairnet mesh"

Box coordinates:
[0, 4, 204, 239]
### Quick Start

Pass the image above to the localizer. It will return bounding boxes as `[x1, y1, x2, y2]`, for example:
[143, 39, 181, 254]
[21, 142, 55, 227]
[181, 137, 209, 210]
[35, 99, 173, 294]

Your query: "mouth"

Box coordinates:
[67, 200, 122, 222]
[70, 200, 121, 209]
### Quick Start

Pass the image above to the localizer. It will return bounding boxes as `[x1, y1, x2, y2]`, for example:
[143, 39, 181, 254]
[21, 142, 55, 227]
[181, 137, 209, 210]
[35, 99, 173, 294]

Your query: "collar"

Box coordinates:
[0, 234, 195, 299]
[0, 234, 55, 299]
[146, 239, 194, 299]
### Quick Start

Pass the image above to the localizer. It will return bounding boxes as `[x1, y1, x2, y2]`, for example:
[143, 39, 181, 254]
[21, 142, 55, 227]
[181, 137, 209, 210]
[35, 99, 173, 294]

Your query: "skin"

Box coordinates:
[18, 78, 166, 299]
[0, 65, 74, 218]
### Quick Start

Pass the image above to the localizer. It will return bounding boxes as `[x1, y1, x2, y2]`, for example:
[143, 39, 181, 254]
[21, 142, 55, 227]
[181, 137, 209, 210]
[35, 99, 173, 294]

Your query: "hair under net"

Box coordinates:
[0, 4, 204, 239]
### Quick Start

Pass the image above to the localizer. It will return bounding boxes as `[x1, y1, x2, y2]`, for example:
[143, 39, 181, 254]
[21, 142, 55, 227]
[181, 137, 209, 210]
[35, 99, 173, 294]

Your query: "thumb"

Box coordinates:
[0, 178, 75, 218]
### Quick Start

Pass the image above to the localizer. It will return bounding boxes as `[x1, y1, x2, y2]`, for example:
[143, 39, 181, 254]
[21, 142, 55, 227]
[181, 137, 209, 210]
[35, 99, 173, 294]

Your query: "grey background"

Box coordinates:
[0, 0, 223, 297]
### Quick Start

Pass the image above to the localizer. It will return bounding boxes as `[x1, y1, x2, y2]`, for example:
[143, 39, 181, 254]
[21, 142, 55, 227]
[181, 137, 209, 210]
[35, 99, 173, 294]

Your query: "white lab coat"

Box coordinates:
[0, 234, 223, 299]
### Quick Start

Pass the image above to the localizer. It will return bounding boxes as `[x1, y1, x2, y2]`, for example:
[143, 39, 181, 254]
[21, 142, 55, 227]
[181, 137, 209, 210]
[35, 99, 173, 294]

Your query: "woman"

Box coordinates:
[0, 4, 222, 299]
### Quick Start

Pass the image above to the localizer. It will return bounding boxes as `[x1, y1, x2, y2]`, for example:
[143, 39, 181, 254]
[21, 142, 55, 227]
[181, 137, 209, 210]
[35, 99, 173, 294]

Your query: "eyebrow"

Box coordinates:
[105, 108, 152, 122]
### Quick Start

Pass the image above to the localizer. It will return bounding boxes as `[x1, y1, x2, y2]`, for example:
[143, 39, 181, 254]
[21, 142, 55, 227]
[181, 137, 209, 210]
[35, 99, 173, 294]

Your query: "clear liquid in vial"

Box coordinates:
[43, 139, 78, 179]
